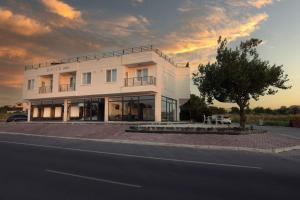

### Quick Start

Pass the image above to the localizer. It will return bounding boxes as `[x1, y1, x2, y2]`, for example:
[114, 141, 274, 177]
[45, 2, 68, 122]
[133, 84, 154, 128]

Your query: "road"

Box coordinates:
[255, 125, 300, 139]
[0, 133, 299, 200]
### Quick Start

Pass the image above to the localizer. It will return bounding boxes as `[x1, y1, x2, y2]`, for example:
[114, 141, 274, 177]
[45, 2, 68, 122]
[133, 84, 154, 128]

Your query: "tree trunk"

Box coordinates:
[239, 106, 246, 129]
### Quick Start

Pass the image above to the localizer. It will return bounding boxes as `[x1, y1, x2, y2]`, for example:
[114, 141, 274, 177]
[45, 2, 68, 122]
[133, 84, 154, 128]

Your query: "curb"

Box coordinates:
[0, 131, 299, 154]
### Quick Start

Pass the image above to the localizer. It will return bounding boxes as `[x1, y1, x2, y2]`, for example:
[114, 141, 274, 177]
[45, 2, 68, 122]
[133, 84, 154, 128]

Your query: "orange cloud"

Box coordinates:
[0, 73, 23, 88]
[41, 0, 81, 20]
[163, 13, 268, 54]
[0, 46, 28, 58]
[0, 8, 51, 36]
[248, 0, 273, 8]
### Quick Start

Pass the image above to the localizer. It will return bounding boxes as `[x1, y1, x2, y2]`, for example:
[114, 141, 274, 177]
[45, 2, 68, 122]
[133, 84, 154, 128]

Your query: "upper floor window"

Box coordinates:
[106, 69, 117, 82]
[137, 68, 148, 80]
[27, 79, 34, 90]
[82, 72, 91, 85]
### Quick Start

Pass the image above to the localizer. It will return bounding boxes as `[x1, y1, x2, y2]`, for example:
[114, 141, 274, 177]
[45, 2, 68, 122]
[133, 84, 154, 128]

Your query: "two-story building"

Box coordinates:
[23, 45, 190, 122]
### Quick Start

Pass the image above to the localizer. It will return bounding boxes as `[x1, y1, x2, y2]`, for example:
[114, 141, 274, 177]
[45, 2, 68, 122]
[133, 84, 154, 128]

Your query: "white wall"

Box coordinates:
[23, 53, 157, 100]
[23, 51, 190, 104]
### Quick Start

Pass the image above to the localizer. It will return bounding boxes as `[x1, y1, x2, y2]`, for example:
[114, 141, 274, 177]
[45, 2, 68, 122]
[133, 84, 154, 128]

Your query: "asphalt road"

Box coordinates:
[0, 133, 299, 200]
[256, 125, 300, 139]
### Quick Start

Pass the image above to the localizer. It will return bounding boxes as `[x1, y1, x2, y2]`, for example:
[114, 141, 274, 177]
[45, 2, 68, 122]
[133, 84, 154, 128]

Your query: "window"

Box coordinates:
[137, 68, 148, 77]
[27, 79, 34, 90]
[137, 68, 148, 81]
[106, 69, 117, 82]
[161, 96, 177, 121]
[108, 95, 155, 121]
[82, 72, 91, 85]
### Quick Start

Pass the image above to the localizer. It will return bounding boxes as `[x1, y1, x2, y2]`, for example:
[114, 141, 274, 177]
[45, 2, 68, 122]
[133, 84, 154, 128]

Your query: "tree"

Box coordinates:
[288, 105, 300, 115]
[276, 106, 288, 115]
[209, 106, 227, 115]
[192, 37, 291, 129]
[230, 107, 240, 114]
[252, 107, 265, 114]
[180, 94, 210, 122]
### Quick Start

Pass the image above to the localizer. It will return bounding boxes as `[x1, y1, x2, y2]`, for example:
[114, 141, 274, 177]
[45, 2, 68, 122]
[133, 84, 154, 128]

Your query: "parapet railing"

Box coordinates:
[25, 45, 179, 71]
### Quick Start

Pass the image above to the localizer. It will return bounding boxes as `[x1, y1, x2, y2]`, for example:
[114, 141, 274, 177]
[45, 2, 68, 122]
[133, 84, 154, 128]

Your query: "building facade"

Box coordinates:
[23, 45, 190, 122]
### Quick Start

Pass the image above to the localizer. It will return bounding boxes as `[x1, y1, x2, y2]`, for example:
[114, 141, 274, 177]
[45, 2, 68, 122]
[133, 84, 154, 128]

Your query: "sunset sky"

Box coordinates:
[0, 0, 299, 108]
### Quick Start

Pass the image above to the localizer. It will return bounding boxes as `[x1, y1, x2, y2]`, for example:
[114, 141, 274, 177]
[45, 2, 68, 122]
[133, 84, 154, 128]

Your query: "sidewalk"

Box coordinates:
[0, 122, 299, 153]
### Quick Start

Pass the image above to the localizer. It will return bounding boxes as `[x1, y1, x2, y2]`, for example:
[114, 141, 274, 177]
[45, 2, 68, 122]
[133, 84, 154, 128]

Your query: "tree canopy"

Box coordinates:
[192, 37, 291, 128]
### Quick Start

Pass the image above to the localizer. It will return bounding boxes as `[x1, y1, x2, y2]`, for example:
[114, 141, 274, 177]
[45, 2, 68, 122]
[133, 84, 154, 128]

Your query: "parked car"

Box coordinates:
[6, 114, 27, 122]
[221, 116, 232, 124]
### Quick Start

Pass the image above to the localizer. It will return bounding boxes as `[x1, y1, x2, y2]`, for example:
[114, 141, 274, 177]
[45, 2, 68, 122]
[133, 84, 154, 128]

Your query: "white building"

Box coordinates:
[23, 45, 190, 122]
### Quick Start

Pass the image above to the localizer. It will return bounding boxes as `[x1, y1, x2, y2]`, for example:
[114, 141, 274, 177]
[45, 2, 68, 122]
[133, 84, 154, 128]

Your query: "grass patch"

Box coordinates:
[229, 114, 300, 127]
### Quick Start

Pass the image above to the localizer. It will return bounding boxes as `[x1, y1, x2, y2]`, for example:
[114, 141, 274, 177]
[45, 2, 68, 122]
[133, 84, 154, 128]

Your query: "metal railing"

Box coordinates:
[59, 84, 76, 92]
[25, 45, 178, 71]
[124, 76, 156, 87]
[39, 86, 52, 94]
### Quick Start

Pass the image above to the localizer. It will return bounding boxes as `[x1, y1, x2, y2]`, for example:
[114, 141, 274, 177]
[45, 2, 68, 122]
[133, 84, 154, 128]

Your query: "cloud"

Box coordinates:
[227, 0, 273, 8]
[248, 0, 273, 8]
[131, 0, 144, 6]
[0, 8, 51, 36]
[178, 0, 199, 12]
[0, 72, 23, 88]
[41, 0, 81, 20]
[92, 15, 150, 37]
[161, 3, 268, 74]
[162, 10, 268, 54]
[0, 46, 28, 58]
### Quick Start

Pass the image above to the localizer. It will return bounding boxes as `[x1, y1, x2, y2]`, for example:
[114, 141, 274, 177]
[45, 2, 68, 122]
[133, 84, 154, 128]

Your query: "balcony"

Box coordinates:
[59, 71, 76, 92]
[59, 84, 76, 92]
[39, 86, 52, 94]
[124, 76, 156, 87]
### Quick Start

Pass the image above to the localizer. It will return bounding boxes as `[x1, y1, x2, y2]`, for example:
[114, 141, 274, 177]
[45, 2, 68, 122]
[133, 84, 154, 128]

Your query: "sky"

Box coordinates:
[0, 0, 299, 108]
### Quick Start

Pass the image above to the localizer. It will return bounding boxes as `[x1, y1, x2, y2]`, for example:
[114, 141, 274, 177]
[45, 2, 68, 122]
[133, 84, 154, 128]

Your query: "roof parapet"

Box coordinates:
[25, 45, 182, 71]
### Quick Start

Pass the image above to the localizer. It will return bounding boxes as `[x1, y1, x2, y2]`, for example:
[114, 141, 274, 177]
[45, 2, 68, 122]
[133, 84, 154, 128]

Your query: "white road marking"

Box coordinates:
[45, 169, 142, 188]
[0, 140, 262, 170]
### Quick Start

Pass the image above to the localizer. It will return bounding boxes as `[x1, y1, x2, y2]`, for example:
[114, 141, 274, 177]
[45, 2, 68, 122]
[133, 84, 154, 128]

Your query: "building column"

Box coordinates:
[176, 99, 180, 121]
[104, 97, 109, 122]
[27, 102, 31, 122]
[155, 93, 161, 122]
[63, 99, 68, 122]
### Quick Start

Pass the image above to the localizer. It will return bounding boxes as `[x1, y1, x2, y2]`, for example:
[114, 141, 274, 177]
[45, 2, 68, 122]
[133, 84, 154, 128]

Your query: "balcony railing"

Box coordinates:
[124, 76, 156, 87]
[59, 84, 76, 92]
[39, 86, 52, 94]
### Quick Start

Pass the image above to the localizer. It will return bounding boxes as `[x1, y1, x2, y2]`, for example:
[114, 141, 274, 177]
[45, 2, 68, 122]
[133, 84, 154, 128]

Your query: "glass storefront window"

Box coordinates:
[31, 100, 63, 120]
[161, 96, 177, 121]
[69, 98, 104, 121]
[109, 101, 122, 121]
[109, 95, 155, 121]
[140, 99, 154, 121]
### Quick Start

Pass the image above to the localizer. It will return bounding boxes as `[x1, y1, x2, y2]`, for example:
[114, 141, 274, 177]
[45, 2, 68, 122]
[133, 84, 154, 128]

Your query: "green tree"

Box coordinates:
[252, 107, 265, 114]
[230, 107, 240, 114]
[276, 106, 288, 115]
[209, 106, 227, 115]
[288, 105, 300, 115]
[180, 94, 210, 122]
[192, 37, 291, 128]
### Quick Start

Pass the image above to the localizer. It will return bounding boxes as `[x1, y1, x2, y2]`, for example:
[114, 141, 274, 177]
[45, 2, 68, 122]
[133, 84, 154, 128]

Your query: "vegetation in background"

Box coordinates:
[193, 37, 291, 129]
[230, 105, 300, 115]
[0, 105, 25, 121]
[180, 94, 226, 122]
